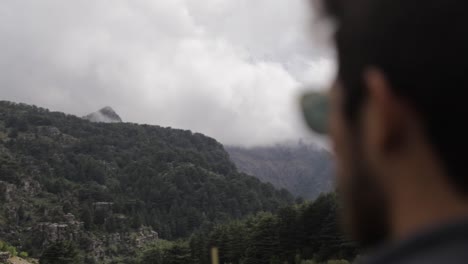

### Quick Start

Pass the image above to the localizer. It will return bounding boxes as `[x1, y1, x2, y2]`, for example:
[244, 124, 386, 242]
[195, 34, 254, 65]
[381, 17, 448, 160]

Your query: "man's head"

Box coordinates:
[311, 0, 468, 247]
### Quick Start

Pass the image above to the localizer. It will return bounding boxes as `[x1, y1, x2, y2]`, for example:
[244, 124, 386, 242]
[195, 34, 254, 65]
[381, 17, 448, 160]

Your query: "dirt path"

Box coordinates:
[8, 256, 35, 264]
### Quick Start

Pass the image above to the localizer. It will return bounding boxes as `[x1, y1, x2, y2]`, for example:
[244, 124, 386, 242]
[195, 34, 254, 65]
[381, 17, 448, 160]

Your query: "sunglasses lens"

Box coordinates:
[300, 92, 329, 135]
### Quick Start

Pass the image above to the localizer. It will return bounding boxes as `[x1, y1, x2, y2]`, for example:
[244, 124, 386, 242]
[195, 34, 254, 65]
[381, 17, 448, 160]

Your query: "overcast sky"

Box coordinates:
[0, 0, 335, 146]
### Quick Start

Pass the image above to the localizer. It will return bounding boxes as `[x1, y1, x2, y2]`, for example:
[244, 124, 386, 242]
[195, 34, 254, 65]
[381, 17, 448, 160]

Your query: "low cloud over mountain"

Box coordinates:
[0, 0, 334, 146]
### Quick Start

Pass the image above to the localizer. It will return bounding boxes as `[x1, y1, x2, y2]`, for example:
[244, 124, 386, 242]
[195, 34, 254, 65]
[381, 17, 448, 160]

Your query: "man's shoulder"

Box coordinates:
[363, 220, 468, 264]
[394, 242, 468, 264]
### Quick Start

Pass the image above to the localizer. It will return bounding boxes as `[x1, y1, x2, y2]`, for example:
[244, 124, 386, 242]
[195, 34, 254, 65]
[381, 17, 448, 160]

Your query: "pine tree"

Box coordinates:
[39, 242, 82, 264]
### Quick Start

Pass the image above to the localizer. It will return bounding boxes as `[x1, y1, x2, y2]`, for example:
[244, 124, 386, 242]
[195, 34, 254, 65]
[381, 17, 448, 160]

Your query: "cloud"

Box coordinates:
[0, 0, 334, 146]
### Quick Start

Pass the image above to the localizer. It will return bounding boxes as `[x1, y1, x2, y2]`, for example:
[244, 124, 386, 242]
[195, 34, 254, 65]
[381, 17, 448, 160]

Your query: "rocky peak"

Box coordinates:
[83, 106, 122, 123]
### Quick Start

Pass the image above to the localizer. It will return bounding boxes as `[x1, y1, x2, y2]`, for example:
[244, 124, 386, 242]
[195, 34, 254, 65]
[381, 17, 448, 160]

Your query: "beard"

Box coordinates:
[337, 143, 391, 249]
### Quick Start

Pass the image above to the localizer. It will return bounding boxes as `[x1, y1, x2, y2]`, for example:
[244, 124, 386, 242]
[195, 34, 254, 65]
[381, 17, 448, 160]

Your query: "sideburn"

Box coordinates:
[340, 125, 391, 249]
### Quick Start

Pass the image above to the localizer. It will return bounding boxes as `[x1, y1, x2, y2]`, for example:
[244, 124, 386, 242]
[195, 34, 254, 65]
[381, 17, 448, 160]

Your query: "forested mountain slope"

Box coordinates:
[0, 101, 293, 262]
[226, 143, 334, 200]
[141, 193, 359, 264]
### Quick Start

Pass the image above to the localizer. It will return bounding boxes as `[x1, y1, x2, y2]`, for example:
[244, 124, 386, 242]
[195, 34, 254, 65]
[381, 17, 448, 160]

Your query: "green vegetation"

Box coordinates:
[0, 101, 293, 261]
[0, 240, 18, 257]
[39, 242, 81, 264]
[138, 194, 358, 264]
[0, 240, 31, 263]
[191, 194, 357, 264]
[0, 101, 358, 263]
[139, 240, 192, 264]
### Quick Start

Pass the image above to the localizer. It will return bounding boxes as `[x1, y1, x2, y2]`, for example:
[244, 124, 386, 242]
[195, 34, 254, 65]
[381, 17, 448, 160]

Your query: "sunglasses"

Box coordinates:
[300, 91, 330, 135]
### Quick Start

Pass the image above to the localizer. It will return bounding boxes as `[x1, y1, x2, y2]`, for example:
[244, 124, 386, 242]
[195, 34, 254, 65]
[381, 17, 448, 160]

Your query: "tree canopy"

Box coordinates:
[0, 101, 293, 261]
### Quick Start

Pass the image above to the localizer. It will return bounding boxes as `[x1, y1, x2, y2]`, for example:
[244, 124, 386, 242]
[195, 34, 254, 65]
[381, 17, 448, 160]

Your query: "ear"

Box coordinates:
[363, 68, 407, 155]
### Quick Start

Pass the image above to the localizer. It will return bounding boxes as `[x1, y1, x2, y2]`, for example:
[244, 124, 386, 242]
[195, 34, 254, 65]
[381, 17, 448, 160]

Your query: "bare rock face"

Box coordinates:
[89, 239, 105, 260]
[21, 178, 41, 197]
[31, 209, 159, 263]
[83, 107, 122, 123]
[0, 181, 16, 202]
[134, 226, 159, 248]
[0, 252, 10, 262]
[36, 213, 84, 247]
[88, 226, 159, 262]
[93, 202, 114, 212]
[36, 126, 61, 138]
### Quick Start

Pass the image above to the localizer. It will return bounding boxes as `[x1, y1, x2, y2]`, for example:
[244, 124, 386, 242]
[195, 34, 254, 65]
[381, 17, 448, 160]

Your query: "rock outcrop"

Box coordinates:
[0, 252, 10, 263]
[83, 107, 122, 123]
[134, 226, 159, 248]
[36, 213, 84, 247]
[0, 181, 16, 203]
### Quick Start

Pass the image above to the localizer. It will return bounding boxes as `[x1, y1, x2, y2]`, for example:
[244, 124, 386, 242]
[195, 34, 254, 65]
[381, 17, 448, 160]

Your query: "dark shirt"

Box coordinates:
[363, 220, 468, 264]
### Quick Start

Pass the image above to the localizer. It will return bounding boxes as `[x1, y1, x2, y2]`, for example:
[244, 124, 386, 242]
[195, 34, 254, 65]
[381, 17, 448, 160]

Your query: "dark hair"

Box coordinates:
[320, 0, 468, 194]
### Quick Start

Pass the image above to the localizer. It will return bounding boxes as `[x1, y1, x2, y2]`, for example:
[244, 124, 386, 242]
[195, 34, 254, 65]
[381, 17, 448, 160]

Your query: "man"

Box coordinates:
[302, 0, 468, 263]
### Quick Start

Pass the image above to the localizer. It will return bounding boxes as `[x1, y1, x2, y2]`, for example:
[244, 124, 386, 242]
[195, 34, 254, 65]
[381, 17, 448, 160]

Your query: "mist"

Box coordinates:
[0, 0, 334, 146]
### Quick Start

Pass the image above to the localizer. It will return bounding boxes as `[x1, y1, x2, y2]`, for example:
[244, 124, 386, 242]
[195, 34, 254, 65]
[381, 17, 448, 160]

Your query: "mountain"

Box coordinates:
[226, 142, 334, 200]
[83, 106, 122, 123]
[0, 101, 293, 263]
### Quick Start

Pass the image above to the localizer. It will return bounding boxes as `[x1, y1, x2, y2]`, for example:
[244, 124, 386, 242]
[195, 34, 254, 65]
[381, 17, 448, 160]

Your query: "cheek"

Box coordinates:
[330, 112, 353, 182]
[329, 86, 356, 185]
